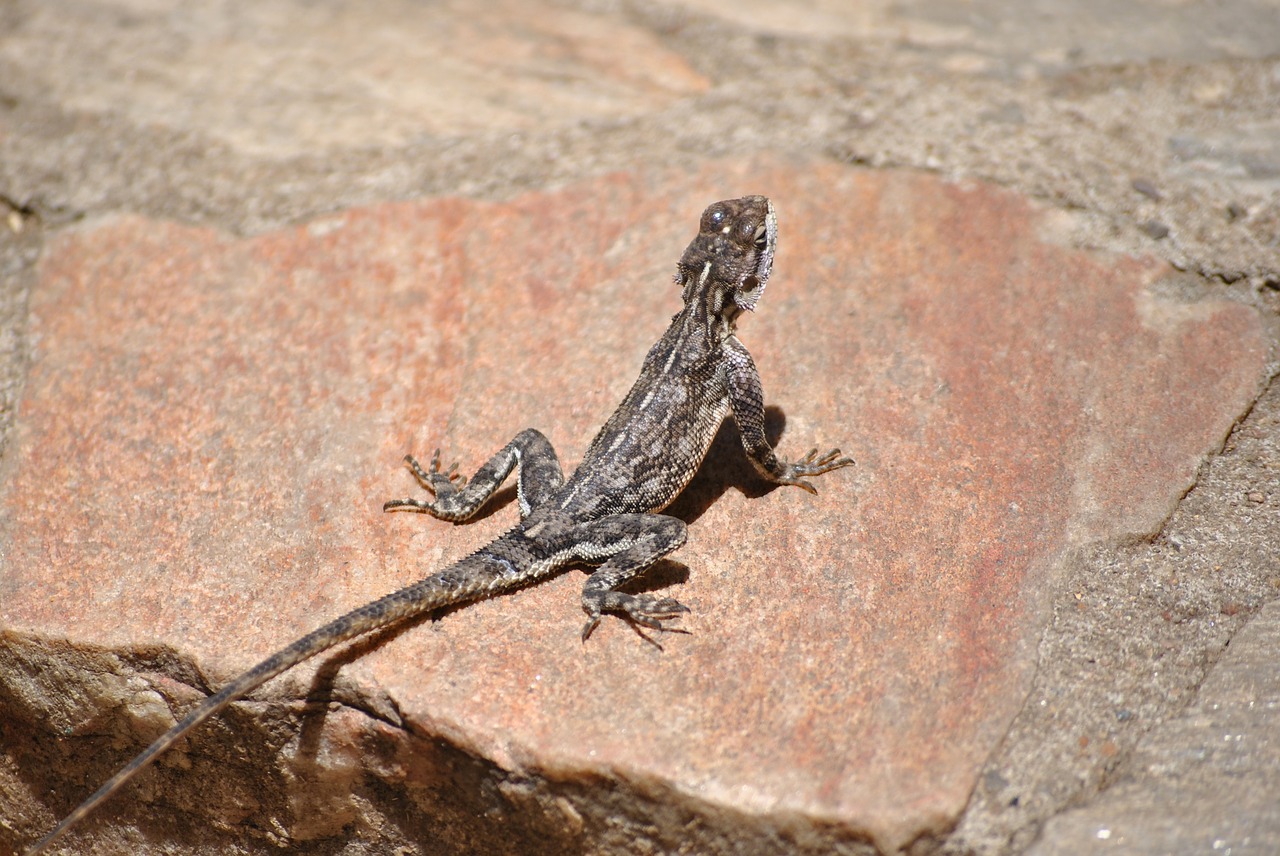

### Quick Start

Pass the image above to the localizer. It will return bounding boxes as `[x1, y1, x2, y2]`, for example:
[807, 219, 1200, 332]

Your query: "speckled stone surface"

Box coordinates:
[1030, 598, 1280, 855]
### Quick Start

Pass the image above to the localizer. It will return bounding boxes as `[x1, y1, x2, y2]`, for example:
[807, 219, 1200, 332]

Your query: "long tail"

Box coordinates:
[26, 548, 522, 855]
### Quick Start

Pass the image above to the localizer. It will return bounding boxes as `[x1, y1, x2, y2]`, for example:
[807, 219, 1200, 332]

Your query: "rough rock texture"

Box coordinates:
[1030, 597, 1280, 854]
[1, 1, 1278, 855]
[0, 0, 707, 156]
[1, 160, 1267, 853]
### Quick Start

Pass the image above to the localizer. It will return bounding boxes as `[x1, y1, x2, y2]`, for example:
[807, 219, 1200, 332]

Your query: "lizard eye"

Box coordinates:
[753, 224, 768, 251]
[702, 205, 726, 232]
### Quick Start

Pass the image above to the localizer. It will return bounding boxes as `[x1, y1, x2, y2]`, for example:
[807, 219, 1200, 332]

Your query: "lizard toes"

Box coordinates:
[580, 613, 602, 642]
[581, 593, 689, 640]
[626, 595, 690, 629]
[780, 476, 819, 495]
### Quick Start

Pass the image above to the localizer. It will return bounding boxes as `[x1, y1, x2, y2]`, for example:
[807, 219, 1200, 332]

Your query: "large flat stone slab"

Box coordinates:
[1, 160, 1267, 853]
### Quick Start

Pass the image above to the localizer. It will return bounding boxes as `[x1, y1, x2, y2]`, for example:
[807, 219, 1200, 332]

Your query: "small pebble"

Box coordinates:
[1247, 491, 1265, 504]
[1139, 219, 1170, 240]
[1131, 178, 1162, 200]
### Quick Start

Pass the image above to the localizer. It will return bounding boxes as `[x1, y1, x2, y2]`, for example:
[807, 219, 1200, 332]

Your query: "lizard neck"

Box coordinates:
[677, 274, 739, 348]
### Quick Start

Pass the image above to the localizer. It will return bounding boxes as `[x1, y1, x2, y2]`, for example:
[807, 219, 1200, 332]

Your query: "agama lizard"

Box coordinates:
[27, 195, 852, 854]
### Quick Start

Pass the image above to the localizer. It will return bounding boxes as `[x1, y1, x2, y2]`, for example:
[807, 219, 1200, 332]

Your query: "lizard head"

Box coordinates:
[676, 195, 777, 321]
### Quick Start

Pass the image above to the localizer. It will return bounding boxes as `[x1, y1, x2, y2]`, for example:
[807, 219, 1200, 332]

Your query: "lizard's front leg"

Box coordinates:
[570, 514, 689, 640]
[384, 427, 564, 522]
[723, 336, 853, 493]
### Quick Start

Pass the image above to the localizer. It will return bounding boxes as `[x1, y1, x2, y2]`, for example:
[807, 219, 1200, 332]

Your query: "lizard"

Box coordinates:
[26, 195, 853, 855]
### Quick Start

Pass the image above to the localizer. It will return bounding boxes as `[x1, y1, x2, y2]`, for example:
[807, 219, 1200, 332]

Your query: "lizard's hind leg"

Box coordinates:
[572, 514, 690, 641]
[384, 428, 564, 522]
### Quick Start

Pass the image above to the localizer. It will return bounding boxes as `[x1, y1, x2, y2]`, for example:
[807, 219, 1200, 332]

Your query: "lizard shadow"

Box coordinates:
[663, 404, 791, 525]
[295, 608, 435, 757]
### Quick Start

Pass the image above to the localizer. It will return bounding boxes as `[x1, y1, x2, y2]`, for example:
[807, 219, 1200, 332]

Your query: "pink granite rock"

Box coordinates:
[1, 160, 1267, 852]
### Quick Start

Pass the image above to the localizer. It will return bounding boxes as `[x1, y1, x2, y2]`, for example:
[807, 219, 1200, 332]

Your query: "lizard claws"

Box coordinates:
[425, 450, 466, 490]
[384, 448, 468, 513]
[787, 447, 854, 479]
[773, 448, 853, 494]
[580, 595, 690, 642]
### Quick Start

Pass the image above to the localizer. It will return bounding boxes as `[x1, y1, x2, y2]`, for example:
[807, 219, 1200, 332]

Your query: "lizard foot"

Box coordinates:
[383, 449, 466, 512]
[581, 594, 690, 642]
[777, 447, 855, 494]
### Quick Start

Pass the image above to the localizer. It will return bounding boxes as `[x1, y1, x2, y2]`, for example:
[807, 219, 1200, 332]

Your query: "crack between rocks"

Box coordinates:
[943, 351, 1280, 855]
